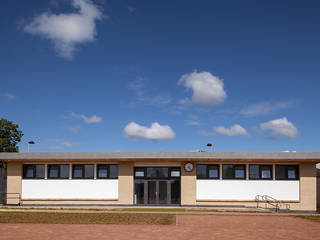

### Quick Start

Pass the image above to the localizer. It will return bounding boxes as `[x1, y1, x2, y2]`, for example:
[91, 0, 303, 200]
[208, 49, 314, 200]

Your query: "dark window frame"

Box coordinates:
[72, 164, 94, 179]
[196, 164, 220, 179]
[249, 164, 273, 180]
[222, 164, 246, 180]
[22, 164, 45, 179]
[47, 164, 70, 179]
[96, 164, 119, 179]
[275, 165, 299, 180]
[134, 167, 181, 180]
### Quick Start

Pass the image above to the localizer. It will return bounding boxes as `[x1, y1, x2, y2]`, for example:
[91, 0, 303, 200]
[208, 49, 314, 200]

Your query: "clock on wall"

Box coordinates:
[184, 163, 194, 172]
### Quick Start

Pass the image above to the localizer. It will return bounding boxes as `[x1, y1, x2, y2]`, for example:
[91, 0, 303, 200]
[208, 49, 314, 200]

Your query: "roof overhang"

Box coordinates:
[0, 152, 320, 163]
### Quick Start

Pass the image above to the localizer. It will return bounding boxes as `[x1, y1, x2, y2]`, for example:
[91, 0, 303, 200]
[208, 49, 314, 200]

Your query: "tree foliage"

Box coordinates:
[0, 118, 23, 152]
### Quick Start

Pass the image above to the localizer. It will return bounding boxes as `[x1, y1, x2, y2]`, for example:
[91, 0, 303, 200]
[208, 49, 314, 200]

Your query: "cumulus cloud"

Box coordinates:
[3, 92, 16, 100]
[260, 117, 298, 138]
[71, 112, 102, 123]
[198, 124, 249, 136]
[178, 71, 227, 105]
[24, 0, 103, 59]
[124, 122, 176, 140]
[240, 101, 294, 117]
[215, 125, 249, 136]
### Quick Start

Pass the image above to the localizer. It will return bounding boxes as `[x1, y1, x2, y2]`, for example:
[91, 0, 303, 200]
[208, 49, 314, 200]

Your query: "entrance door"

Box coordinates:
[134, 167, 181, 205]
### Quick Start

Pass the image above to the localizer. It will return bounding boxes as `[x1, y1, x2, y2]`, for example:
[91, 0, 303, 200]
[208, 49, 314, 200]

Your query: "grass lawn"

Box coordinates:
[123, 208, 186, 212]
[0, 211, 175, 225]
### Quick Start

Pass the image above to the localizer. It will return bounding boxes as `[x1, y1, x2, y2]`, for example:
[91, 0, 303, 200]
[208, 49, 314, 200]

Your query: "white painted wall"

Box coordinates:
[22, 180, 118, 199]
[197, 180, 299, 201]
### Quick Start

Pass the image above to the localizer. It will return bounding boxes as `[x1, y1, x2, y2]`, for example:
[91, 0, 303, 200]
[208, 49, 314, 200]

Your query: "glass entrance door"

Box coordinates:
[134, 167, 181, 205]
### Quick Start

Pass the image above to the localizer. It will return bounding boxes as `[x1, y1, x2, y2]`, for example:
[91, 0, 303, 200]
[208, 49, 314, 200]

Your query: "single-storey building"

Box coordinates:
[0, 152, 319, 212]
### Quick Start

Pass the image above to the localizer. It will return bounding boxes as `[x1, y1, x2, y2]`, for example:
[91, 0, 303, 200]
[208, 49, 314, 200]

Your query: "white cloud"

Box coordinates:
[198, 124, 249, 136]
[59, 141, 74, 148]
[46, 139, 75, 150]
[178, 71, 227, 105]
[240, 101, 294, 117]
[24, 0, 103, 59]
[66, 125, 81, 133]
[185, 120, 202, 126]
[124, 122, 176, 140]
[260, 117, 298, 138]
[3, 92, 16, 100]
[215, 125, 249, 136]
[128, 79, 172, 106]
[128, 6, 136, 13]
[71, 112, 102, 123]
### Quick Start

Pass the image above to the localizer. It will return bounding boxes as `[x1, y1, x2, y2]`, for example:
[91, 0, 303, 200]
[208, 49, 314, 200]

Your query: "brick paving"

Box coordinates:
[1, 215, 319, 240]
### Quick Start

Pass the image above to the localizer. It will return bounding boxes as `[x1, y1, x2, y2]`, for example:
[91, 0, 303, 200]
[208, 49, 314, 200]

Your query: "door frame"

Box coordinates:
[133, 166, 181, 206]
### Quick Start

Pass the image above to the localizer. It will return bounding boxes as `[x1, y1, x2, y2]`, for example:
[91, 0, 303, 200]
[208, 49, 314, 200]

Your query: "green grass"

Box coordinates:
[294, 215, 320, 223]
[0, 211, 175, 225]
[122, 208, 186, 212]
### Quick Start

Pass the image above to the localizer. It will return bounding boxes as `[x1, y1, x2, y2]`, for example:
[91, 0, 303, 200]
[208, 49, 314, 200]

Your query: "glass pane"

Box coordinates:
[235, 166, 245, 179]
[98, 165, 108, 178]
[134, 181, 144, 204]
[109, 165, 118, 178]
[25, 166, 34, 178]
[84, 165, 94, 179]
[135, 171, 144, 177]
[208, 165, 218, 178]
[48, 166, 59, 178]
[222, 165, 233, 179]
[276, 165, 287, 180]
[60, 165, 69, 179]
[171, 171, 180, 177]
[288, 166, 297, 179]
[158, 181, 168, 204]
[196, 165, 207, 179]
[35, 165, 45, 178]
[249, 165, 260, 179]
[261, 166, 271, 179]
[148, 181, 157, 204]
[170, 180, 180, 204]
[73, 166, 83, 178]
[146, 168, 168, 178]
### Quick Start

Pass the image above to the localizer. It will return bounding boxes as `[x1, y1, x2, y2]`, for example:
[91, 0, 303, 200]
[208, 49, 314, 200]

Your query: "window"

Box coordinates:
[276, 165, 299, 180]
[72, 164, 94, 179]
[222, 164, 246, 179]
[135, 168, 145, 178]
[170, 167, 181, 178]
[47, 164, 69, 179]
[196, 164, 219, 179]
[97, 164, 118, 179]
[146, 167, 168, 178]
[134, 167, 180, 179]
[23, 164, 45, 179]
[249, 165, 272, 180]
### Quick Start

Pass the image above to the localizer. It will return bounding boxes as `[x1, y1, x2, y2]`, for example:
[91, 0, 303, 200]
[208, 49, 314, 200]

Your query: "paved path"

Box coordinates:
[1, 215, 319, 240]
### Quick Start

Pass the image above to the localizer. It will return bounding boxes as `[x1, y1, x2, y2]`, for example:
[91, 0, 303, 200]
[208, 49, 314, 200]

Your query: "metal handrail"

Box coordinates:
[255, 194, 290, 212]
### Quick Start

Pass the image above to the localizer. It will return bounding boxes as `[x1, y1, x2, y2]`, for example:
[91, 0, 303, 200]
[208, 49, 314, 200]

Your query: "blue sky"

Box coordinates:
[1, 0, 320, 153]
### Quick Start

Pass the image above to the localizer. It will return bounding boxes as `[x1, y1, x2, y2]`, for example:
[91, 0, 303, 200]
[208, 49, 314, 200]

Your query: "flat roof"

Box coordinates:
[0, 152, 320, 163]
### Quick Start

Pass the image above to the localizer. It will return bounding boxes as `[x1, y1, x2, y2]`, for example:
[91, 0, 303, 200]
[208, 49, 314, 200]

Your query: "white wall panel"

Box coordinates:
[197, 180, 299, 201]
[22, 180, 118, 199]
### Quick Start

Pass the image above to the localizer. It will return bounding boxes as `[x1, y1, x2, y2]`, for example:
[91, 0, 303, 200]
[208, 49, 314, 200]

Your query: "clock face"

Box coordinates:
[184, 163, 194, 172]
